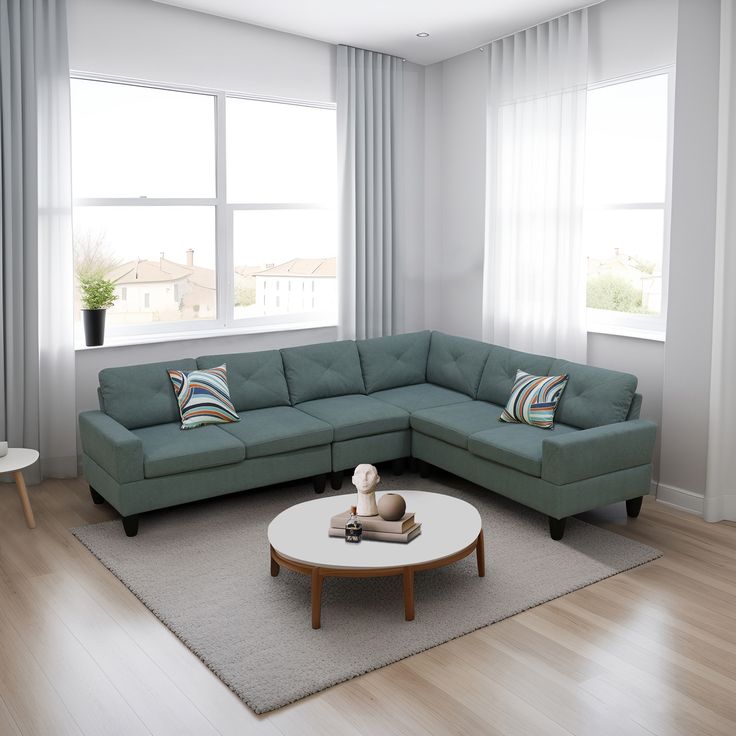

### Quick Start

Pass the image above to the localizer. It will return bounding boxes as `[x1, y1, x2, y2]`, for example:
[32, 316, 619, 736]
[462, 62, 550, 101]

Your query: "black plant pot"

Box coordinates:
[82, 309, 107, 347]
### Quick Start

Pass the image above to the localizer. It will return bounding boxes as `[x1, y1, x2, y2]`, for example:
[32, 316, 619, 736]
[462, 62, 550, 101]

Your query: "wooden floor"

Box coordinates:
[0, 476, 734, 736]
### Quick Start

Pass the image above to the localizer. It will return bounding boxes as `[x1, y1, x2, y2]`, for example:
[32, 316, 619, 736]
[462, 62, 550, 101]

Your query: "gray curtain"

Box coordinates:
[0, 0, 77, 482]
[336, 44, 404, 340]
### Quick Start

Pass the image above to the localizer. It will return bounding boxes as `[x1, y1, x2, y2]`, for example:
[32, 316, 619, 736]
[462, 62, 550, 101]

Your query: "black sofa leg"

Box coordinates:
[313, 474, 326, 494]
[548, 516, 567, 541]
[392, 458, 406, 476]
[90, 486, 105, 505]
[330, 472, 343, 491]
[418, 460, 431, 479]
[122, 515, 139, 537]
[626, 496, 644, 518]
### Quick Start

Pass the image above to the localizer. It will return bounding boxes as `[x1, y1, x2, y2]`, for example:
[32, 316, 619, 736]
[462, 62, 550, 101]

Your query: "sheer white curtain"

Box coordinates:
[482, 9, 589, 362]
[336, 45, 404, 340]
[0, 0, 76, 481]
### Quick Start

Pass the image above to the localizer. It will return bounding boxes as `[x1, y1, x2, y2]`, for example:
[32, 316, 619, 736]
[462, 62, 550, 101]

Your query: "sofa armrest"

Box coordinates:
[542, 419, 657, 486]
[78, 411, 144, 484]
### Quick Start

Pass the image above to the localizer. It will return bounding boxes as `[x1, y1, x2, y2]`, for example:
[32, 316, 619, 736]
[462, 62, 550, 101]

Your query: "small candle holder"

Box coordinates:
[345, 505, 363, 543]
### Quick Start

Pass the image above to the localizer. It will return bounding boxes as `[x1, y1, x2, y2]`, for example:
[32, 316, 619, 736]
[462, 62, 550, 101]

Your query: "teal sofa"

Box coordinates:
[78, 331, 656, 539]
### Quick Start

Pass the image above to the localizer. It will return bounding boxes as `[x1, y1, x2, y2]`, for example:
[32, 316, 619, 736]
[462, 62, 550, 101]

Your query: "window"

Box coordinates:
[583, 72, 672, 337]
[228, 98, 336, 322]
[70, 77, 337, 341]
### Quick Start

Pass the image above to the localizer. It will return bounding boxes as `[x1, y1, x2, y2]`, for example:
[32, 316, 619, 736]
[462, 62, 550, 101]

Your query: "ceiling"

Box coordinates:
[153, 0, 592, 66]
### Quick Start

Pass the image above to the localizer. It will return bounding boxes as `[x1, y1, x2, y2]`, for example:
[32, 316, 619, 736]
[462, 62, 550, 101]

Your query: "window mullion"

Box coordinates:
[215, 91, 231, 329]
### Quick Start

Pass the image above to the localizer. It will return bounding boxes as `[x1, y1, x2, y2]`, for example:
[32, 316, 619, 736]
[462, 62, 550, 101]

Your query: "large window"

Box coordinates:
[70, 78, 336, 340]
[583, 71, 672, 337]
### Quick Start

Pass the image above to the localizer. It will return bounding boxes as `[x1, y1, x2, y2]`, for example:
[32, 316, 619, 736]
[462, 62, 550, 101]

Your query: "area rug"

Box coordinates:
[72, 473, 661, 714]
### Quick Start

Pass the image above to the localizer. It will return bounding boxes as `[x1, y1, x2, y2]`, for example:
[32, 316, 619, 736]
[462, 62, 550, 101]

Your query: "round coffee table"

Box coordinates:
[0, 448, 39, 529]
[268, 490, 484, 629]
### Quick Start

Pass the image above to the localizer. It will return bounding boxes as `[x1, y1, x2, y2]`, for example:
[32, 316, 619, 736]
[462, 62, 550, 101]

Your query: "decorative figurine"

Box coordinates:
[352, 463, 380, 516]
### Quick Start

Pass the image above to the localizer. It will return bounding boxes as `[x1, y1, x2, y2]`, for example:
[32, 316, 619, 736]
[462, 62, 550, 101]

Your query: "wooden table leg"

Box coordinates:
[270, 547, 280, 577]
[476, 529, 485, 577]
[403, 567, 415, 621]
[13, 471, 35, 530]
[311, 567, 323, 629]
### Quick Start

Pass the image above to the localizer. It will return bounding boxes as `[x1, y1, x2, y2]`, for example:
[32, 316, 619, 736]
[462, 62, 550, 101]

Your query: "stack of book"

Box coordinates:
[328, 510, 421, 543]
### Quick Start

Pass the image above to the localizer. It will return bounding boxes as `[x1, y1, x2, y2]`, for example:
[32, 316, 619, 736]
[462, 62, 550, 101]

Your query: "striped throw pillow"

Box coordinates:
[168, 364, 240, 430]
[499, 370, 569, 429]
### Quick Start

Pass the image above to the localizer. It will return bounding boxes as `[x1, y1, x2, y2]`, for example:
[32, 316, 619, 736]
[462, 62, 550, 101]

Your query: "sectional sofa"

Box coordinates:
[78, 331, 656, 539]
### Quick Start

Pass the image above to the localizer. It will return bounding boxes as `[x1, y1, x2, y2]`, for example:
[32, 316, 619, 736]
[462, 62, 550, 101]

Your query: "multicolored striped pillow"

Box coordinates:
[499, 370, 569, 429]
[167, 364, 240, 430]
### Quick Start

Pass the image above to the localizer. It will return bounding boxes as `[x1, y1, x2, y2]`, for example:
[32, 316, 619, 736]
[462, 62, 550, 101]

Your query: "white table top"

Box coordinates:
[0, 448, 39, 474]
[268, 490, 482, 570]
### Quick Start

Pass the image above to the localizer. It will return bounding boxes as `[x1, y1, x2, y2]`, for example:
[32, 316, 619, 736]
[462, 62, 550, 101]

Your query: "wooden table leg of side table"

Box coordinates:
[476, 529, 485, 577]
[311, 567, 323, 629]
[13, 471, 35, 530]
[403, 568, 415, 621]
[270, 547, 280, 577]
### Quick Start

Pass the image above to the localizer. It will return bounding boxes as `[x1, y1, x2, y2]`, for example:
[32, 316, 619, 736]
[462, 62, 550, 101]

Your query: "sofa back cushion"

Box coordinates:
[196, 350, 290, 412]
[550, 358, 637, 429]
[99, 358, 197, 429]
[357, 331, 431, 393]
[281, 340, 366, 404]
[426, 332, 491, 398]
[477, 345, 554, 406]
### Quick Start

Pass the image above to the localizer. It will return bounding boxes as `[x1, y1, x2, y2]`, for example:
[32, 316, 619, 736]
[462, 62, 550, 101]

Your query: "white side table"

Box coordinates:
[0, 448, 38, 529]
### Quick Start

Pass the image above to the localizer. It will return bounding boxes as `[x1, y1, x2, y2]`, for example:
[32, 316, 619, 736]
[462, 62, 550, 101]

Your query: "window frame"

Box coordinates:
[70, 72, 338, 343]
[584, 66, 675, 341]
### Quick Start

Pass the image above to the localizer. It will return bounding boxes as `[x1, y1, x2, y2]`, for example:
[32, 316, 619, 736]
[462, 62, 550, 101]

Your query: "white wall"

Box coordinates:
[423, 0, 679, 479]
[658, 0, 721, 511]
[67, 0, 336, 103]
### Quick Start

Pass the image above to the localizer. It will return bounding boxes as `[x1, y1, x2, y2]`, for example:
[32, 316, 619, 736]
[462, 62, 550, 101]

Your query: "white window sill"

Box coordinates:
[74, 319, 338, 351]
[587, 324, 665, 342]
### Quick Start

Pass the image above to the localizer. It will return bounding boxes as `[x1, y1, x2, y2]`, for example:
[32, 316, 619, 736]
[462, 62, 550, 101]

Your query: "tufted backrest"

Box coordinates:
[99, 359, 196, 429]
[281, 340, 366, 405]
[426, 332, 491, 398]
[357, 331, 431, 393]
[550, 359, 637, 429]
[477, 345, 554, 406]
[196, 350, 290, 413]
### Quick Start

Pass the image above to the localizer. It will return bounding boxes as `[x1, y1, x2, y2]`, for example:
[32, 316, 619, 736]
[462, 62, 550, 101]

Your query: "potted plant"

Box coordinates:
[79, 274, 117, 346]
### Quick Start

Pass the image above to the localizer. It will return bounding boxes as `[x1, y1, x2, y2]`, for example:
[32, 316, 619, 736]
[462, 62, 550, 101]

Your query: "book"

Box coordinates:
[330, 509, 415, 533]
[328, 523, 422, 544]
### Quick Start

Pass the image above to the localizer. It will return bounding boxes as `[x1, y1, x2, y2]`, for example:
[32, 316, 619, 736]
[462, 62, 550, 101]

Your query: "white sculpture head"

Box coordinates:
[352, 463, 380, 494]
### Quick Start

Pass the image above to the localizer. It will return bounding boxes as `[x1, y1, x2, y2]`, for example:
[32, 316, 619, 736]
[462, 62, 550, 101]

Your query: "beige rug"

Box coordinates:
[72, 473, 660, 714]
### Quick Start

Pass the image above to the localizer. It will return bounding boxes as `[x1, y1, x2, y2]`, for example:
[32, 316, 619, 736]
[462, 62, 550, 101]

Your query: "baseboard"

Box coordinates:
[655, 482, 704, 515]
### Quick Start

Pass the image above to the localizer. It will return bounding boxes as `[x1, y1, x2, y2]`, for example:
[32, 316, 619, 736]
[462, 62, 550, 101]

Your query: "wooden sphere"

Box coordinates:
[377, 493, 406, 521]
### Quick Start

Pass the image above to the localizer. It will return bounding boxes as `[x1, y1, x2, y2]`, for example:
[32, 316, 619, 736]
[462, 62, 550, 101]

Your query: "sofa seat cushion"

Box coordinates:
[371, 383, 472, 413]
[218, 406, 333, 459]
[411, 401, 506, 449]
[132, 423, 246, 479]
[468, 423, 578, 477]
[296, 394, 409, 442]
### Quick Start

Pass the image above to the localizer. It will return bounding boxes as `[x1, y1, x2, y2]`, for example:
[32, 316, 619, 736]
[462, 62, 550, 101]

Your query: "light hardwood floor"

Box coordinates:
[0, 475, 734, 736]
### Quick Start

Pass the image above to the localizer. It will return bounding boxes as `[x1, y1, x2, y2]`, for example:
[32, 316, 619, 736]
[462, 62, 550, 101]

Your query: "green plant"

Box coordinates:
[79, 275, 118, 310]
[73, 230, 120, 279]
[587, 274, 650, 314]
